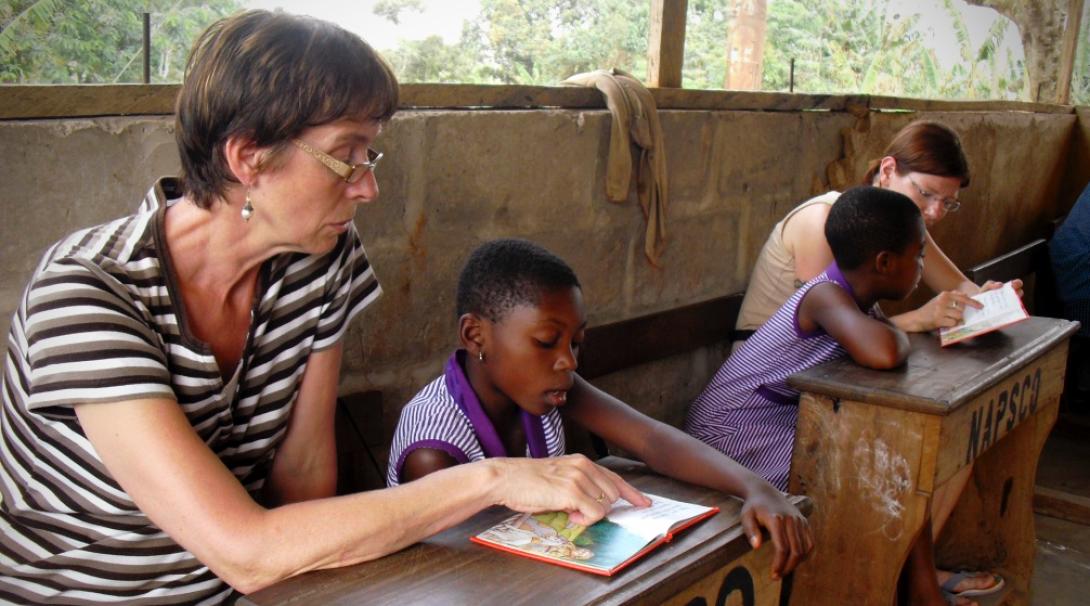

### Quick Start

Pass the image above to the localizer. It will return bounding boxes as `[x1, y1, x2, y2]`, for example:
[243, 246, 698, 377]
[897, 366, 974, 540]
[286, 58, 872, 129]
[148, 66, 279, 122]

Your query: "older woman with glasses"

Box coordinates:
[731, 119, 1009, 604]
[0, 11, 652, 603]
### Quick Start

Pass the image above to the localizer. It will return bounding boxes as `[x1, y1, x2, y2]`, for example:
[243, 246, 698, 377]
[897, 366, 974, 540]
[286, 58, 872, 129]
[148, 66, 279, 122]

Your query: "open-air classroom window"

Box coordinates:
[2, 0, 1085, 106]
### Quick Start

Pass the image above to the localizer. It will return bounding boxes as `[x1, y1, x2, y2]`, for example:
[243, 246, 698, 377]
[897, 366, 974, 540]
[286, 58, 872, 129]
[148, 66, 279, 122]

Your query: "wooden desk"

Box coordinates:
[241, 457, 810, 606]
[786, 317, 1079, 605]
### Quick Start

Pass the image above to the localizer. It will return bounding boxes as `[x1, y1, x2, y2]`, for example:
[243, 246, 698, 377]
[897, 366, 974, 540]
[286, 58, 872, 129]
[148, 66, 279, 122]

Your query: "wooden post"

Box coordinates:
[725, 0, 768, 90]
[648, 0, 688, 87]
[1057, 0, 1085, 104]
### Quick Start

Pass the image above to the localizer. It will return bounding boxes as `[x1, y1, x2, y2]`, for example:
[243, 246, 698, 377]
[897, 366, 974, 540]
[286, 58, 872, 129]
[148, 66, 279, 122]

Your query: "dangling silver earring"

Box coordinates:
[241, 193, 254, 221]
[478, 350, 486, 362]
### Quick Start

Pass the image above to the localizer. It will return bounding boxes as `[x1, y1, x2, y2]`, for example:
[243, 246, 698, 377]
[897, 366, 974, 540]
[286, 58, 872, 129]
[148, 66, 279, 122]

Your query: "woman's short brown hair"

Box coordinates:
[175, 10, 399, 208]
[862, 120, 970, 189]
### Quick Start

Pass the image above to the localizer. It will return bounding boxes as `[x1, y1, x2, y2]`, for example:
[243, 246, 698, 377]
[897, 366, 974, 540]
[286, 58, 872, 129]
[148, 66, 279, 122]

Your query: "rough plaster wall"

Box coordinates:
[0, 108, 1078, 472]
[0, 118, 180, 336]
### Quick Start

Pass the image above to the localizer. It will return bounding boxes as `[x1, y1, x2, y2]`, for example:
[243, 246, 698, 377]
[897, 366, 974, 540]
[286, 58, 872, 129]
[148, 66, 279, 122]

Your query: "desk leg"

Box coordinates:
[935, 398, 1059, 606]
[663, 542, 786, 606]
[788, 394, 936, 606]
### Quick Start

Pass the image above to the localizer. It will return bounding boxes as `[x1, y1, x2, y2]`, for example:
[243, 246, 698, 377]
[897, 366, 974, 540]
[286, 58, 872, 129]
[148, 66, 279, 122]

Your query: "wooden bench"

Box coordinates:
[580, 293, 744, 381]
[578, 293, 744, 456]
[966, 237, 1059, 317]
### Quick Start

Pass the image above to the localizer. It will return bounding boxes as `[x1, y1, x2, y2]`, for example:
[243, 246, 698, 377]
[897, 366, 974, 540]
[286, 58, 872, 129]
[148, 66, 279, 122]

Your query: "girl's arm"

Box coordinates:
[401, 448, 460, 483]
[801, 282, 909, 369]
[566, 378, 813, 579]
[75, 398, 642, 594]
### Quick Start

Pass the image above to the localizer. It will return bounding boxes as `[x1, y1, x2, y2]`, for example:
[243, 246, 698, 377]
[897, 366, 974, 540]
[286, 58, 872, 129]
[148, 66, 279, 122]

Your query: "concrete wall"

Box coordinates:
[0, 106, 1081, 487]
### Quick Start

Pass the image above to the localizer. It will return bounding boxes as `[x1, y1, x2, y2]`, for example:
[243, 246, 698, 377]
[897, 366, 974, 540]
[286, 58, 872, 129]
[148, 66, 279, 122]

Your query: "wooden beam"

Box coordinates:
[0, 84, 179, 119]
[0, 84, 1077, 120]
[648, 0, 688, 88]
[1057, 0, 1085, 104]
[1034, 485, 1090, 525]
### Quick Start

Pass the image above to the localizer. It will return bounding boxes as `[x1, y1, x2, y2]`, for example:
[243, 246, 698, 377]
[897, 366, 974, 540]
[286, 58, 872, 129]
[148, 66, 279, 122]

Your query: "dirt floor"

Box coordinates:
[1028, 406, 1090, 605]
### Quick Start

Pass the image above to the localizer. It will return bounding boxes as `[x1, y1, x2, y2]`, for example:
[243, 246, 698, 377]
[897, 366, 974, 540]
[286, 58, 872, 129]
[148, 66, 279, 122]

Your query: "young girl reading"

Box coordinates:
[685, 186, 1001, 605]
[388, 238, 813, 579]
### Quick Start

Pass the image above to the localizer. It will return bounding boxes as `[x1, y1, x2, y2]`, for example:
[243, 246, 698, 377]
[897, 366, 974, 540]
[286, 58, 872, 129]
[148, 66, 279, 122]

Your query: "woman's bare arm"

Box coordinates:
[75, 397, 643, 594]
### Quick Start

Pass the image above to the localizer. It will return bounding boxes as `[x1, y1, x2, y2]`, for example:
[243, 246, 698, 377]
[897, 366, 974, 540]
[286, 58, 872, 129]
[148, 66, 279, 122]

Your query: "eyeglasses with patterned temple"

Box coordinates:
[292, 139, 383, 183]
[907, 175, 961, 213]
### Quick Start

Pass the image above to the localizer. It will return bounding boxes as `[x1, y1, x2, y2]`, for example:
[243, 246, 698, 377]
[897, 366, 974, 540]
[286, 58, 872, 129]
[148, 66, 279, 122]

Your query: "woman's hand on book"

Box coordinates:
[487, 455, 650, 526]
[977, 278, 1023, 298]
[740, 484, 813, 580]
[918, 290, 981, 330]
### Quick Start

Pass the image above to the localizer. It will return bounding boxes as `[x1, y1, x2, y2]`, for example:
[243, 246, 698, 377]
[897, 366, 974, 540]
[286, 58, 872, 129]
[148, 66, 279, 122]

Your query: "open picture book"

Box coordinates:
[470, 493, 718, 576]
[939, 281, 1029, 347]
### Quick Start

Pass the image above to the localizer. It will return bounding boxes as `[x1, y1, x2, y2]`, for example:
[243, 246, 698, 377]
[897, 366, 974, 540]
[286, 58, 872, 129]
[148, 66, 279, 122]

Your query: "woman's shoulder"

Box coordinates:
[781, 192, 838, 236]
[29, 211, 161, 301]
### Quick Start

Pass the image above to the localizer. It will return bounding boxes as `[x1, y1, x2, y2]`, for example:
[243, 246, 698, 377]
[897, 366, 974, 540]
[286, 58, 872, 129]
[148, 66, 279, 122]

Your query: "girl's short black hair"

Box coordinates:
[825, 186, 923, 270]
[457, 239, 581, 322]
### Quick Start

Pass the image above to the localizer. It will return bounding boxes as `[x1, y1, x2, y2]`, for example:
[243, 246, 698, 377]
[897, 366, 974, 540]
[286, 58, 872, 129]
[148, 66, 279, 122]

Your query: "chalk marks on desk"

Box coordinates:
[852, 435, 912, 541]
[964, 367, 1041, 466]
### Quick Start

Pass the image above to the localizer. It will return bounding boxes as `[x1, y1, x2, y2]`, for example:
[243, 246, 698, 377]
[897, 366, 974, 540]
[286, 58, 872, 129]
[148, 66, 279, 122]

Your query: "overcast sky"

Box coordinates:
[244, 0, 1024, 69]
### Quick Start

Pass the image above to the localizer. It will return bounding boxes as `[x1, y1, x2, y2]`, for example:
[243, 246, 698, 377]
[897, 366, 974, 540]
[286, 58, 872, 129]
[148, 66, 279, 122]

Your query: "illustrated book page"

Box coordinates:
[471, 493, 718, 576]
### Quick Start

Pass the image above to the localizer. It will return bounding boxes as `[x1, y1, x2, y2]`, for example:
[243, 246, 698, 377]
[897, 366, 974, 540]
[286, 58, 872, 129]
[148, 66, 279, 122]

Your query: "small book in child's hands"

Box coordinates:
[939, 281, 1029, 347]
[470, 493, 718, 576]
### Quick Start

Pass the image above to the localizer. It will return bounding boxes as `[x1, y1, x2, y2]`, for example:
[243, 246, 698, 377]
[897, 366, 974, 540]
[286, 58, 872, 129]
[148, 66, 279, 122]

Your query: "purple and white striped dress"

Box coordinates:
[685, 263, 879, 491]
[386, 350, 566, 486]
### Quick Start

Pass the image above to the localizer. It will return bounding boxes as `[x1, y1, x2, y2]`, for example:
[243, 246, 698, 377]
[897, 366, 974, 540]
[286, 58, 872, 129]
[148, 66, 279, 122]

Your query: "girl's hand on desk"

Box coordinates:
[488, 455, 650, 526]
[741, 484, 813, 579]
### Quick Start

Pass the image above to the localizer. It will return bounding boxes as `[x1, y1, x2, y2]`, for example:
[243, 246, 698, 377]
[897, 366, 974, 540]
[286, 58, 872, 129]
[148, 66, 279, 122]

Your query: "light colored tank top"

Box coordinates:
[735, 191, 840, 334]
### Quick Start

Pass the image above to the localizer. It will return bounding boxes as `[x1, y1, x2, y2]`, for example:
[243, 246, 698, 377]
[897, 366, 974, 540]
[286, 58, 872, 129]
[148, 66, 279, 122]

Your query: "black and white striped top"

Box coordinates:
[0, 179, 381, 604]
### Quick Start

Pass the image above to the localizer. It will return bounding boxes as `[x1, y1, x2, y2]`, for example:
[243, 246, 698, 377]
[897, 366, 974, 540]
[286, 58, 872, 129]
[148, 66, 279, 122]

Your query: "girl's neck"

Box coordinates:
[840, 268, 883, 310]
[462, 353, 523, 441]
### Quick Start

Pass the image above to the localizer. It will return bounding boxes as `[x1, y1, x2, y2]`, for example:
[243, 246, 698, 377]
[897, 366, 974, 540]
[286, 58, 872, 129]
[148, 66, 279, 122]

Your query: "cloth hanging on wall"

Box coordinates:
[563, 68, 669, 266]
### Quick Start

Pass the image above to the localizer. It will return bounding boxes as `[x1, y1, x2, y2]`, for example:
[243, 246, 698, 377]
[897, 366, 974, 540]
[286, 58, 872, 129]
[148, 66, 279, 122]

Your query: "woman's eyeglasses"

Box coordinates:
[907, 175, 961, 212]
[292, 139, 382, 183]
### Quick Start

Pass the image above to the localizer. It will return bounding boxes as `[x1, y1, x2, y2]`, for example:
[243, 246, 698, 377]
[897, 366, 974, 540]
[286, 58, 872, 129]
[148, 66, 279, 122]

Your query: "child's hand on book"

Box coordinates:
[490, 454, 651, 526]
[740, 484, 814, 580]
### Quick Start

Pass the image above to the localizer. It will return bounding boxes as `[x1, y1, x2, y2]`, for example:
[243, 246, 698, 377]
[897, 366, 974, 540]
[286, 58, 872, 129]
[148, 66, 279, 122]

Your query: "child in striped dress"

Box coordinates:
[686, 185, 923, 491]
[388, 238, 813, 579]
[686, 185, 1002, 605]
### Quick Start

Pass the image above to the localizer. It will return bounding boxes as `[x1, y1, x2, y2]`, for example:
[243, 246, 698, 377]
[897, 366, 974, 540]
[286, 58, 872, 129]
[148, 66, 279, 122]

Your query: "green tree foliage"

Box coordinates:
[760, 0, 1023, 100]
[375, 0, 650, 85]
[374, 0, 1026, 101]
[681, 0, 731, 89]
[1, 0, 240, 84]
[762, 0, 932, 95]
